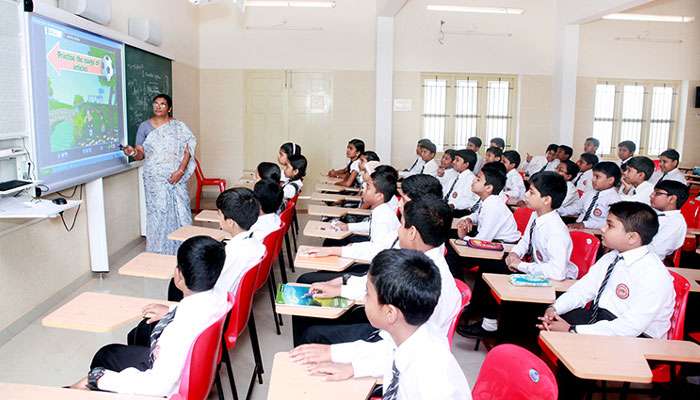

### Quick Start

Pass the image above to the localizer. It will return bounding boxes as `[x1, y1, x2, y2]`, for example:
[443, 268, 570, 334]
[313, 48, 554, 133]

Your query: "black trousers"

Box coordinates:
[90, 344, 150, 372]
[296, 263, 370, 285]
[465, 257, 510, 320]
[127, 318, 156, 347]
[560, 307, 616, 326]
[292, 306, 373, 346]
[322, 235, 369, 247]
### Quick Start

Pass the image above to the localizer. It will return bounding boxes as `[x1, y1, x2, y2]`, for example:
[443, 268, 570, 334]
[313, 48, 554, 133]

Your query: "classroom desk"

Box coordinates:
[275, 283, 356, 319]
[539, 331, 700, 383]
[167, 225, 231, 242]
[267, 352, 376, 400]
[303, 220, 352, 240]
[482, 273, 556, 304]
[315, 183, 360, 193]
[41, 292, 174, 333]
[668, 267, 700, 293]
[449, 239, 514, 260]
[295, 245, 356, 271]
[194, 209, 219, 223]
[0, 383, 156, 400]
[310, 192, 362, 203]
[307, 204, 371, 218]
[118, 252, 176, 280]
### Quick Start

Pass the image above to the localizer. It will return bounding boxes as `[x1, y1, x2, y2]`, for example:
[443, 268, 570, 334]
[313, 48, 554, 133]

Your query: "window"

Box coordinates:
[421, 74, 516, 151]
[591, 80, 679, 156]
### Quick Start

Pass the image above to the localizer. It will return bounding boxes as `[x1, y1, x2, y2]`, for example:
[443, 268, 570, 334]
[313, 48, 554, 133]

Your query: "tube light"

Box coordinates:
[246, 1, 336, 7]
[426, 5, 524, 15]
[603, 13, 694, 23]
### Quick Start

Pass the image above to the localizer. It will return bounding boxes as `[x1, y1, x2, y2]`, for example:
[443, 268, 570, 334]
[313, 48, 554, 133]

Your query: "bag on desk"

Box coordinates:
[466, 239, 504, 252]
[509, 274, 551, 287]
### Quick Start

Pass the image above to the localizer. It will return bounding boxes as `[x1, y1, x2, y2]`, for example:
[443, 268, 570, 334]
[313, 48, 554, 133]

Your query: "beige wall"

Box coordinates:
[681, 81, 700, 167]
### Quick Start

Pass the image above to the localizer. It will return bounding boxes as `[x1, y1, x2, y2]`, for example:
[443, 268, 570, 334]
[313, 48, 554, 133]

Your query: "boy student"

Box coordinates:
[400, 139, 430, 178]
[584, 137, 600, 154]
[556, 160, 582, 217]
[574, 153, 598, 193]
[467, 136, 484, 174]
[436, 149, 459, 196]
[538, 201, 674, 339]
[444, 149, 480, 217]
[650, 149, 688, 186]
[250, 179, 283, 241]
[501, 150, 525, 203]
[556, 145, 573, 162]
[417, 140, 439, 176]
[568, 161, 622, 230]
[484, 146, 503, 163]
[617, 140, 636, 171]
[490, 137, 506, 150]
[71, 236, 229, 396]
[291, 249, 469, 400]
[649, 180, 689, 260]
[522, 144, 559, 177]
[400, 174, 444, 209]
[619, 156, 655, 205]
[256, 161, 281, 182]
[282, 154, 307, 201]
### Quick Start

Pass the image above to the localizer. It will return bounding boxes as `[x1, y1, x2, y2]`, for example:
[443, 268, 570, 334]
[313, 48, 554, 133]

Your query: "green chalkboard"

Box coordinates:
[124, 45, 172, 145]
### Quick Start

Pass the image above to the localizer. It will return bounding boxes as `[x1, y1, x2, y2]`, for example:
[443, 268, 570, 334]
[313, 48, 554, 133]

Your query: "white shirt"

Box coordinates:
[341, 202, 400, 262]
[97, 290, 229, 396]
[650, 168, 687, 186]
[282, 179, 303, 200]
[473, 153, 485, 175]
[446, 169, 479, 211]
[463, 195, 521, 243]
[575, 187, 621, 229]
[349, 159, 362, 186]
[387, 195, 400, 213]
[502, 168, 525, 203]
[521, 156, 559, 176]
[512, 210, 578, 280]
[214, 231, 266, 294]
[619, 180, 653, 205]
[399, 157, 425, 179]
[558, 181, 581, 217]
[437, 168, 459, 198]
[554, 246, 674, 338]
[250, 213, 282, 242]
[574, 169, 594, 193]
[420, 158, 439, 176]
[649, 210, 687, 259]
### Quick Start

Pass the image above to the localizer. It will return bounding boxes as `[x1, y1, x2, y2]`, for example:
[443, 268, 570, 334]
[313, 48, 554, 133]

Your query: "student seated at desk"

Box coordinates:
[573, 153, 598, 193]
[650, 148, 687, 186]
[501, 150, 525, 204]
[556, 145, 573, 163]
[617, 140, 636, 171]
[255, 161, 281, 183]
[277, 142, 302, 183]
[568, 161, 621, 231]
[328, 138, 364, 188]
[444, 149, 480, 217]
[416, 140, 439, 176]
[467, 136, 484, 175]
[649, 180, 689, 260]
[556, 160, 581, 217]
[619, 156, 655, 205]
[357, 150, 380, 187]
[490, 137, 505, 151]
[401, 139, 430, 178]
[400, 174, 443, 208]
[291, 249, 470, 400]
[484, 146, 502, 164]
[521, 143, 559, 177]
[436, 149, 459, 194]
[538, 201, 674, 338]
[71, 236, 229, 396]
[282, 154, 307, 201]
[250, 179, 283, 241]
[583, 137, 599, 155]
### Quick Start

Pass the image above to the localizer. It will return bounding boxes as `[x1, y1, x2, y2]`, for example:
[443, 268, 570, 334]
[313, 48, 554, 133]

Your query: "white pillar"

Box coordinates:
[375, 16, 394, 161]
[86, 178, 109, 272]
[551, 24, 580, 146]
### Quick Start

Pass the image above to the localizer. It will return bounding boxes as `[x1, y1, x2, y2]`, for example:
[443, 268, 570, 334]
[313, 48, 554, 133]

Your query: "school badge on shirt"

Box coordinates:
[452, 192, 458, 198]
[616, 283, 629, 299]
[593, 208, 602, 217]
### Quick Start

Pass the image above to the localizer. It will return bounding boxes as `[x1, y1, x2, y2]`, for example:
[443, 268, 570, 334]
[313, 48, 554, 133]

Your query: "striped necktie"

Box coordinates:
[420, 164, 425, 174]
[526, 218, 537, 258]
[573, 173, 583, 186]
[444, 177, 459, 201]
[659, 172, 668, 182]
[589, 255, 623, 323]
[537, 162, 548, 174]
[405, 158, 418, 172]
[468, 199, 482, 214]
[581, 191, 600, 222]
[148, 308, 177, 366]
[383, 361, 400, 400]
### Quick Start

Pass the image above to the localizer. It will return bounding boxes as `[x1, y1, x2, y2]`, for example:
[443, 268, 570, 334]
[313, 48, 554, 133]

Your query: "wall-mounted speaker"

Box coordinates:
[128, 17, 162, 46]
[58, 0, 111, 26]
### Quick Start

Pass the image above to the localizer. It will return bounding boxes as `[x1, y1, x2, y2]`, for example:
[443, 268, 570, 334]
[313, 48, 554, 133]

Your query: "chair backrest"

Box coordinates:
[194, 158, 204, 182]
[666, 271, 691, 340]
[279, 200, 295, 230]
[680, 199, 700, 229]
[222, 256, 265, 350]
[569, 231, 600, 279]
[172, 294, 233, 400]
[670, 248, 682, 268]
[255, 227, 285, 291]
[653, 159, 661, 171]
[472, 344, 558, 400]
[513, 207, 535, 236]
[448, 279, 472, 348]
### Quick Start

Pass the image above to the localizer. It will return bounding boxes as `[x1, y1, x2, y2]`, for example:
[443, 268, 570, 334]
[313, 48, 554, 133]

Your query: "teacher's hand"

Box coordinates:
[168, 169, 185, 184]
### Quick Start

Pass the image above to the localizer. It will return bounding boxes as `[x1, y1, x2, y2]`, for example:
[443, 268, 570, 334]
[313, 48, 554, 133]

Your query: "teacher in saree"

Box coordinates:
[123, 94, 196, 255]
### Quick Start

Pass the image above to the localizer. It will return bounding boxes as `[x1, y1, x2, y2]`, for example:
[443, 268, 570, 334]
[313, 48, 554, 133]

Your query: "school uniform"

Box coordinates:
[399, 158, 425, 179]
[387, 195, 400, 213]
[473, 153, 485, 175]
[438, 168, 459, 198]
[618, 157, 632, 171]
[573, 169, 593, 193]
[250, 213, 282, 242]
[522, 156, 559, 177]
[214, 231, 266, 294]
[462, 195, 520, 243]
[349, 159, 362, 187]
[420, 158, 439, 176]
[650, 168, 688, 186]
[619, 180, 653, 205]
[553, 246, 674, 338]
[502, 168, 525, 203]
[341, 202, 400, 262]
[89, 289, 229, 396]
[649, 210, 687, 259]
[575, 187, 620, 229]
[445, 169, 479, 212]
[558, 181, 581, 217]
[512, 211, 578, 280]
[282, 179, 303, 201]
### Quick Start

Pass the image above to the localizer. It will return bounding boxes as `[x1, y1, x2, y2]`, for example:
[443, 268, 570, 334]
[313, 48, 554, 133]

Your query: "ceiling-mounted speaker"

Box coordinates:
[128, 17, 162, 46]
[58, 0, 112, 25]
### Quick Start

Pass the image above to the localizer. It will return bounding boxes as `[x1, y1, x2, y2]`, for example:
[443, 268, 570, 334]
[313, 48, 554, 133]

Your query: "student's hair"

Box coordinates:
[216, 187, 260, 230]
[490, 137, 506, 149]
[363, 151, 380, 162]
[280, 142, 302, 157]
[480, 162, 507, 195]
[558, 145, 573, 159]
[655, 180, 690, 210]
[609, 201, 659, 245]
[254, 179, 283, 214]
[287, 154, 307, 180]
[546, 144, 559, 153]
[659, 148, 680, 162]
[579, 153, 599, 166]
[618, 140, 636, 153]
[468, 136, 482, 148]
[401, 174, 442, 200]
[529, 171, 567, 209]
[443, 149, 457, 161]
[592, 161, 622, 187]
[481, 160, 506, 175]
[348, 138, 365, 155]
[153, 93, 173, 117]
[560, 160, 580, 180]
[486, 146, 503, 159]
[585, 137, 600, 148]
[626, 156, 655, 180]
[418, 140, 436, 154]
[417, 138, 432, 147]
[374, 164, 399, 181]
[370, 169, 398, 203]
[257, 162, 281, 182]
[454, 149, 477, 171]
[502, 150, 521, 168]
[368, 249, 441, 326]
[176, 236, 226, 292]
[403, 195, 451, 247]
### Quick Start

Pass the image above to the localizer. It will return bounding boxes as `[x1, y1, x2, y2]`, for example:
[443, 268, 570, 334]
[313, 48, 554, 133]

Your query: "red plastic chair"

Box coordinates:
[279, 199, 297, 276]
[448, 279, 472, 348]
[651, 271, 690, 383]
[172, 293, 233, 400]
[513, 207, 535, 236]
[255, 226, 286, 335]
[472, 344, 558, 400]
[569, 231, 600, 279]
[653, 159, 661, 171]
[194, 158, 227, 212]
[680, 199, 700, 252]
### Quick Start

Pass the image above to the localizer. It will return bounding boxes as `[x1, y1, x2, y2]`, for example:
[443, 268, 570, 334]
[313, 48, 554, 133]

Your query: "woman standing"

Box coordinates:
[123, 94, 196, 255]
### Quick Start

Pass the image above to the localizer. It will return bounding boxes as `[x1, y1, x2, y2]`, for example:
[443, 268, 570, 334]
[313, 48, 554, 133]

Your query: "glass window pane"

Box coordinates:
[593, 120, 614, 155]
[648, 122, 670, 156]
[619, 85, 644, 144]
[593, 84, 616, 155]
[454, 80, 478, 148]
[485, 80, 510, 143]
[647, 86, 674, 155]
[422, 79, 447, 151]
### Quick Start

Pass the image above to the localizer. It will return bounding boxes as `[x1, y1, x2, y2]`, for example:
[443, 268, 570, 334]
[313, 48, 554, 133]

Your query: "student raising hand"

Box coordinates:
[308, 362, 354, 381]
[289, 343, 332, 366]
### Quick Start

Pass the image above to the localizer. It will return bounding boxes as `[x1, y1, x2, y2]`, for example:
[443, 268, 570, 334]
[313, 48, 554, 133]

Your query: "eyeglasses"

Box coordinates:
[652, 191, 670, 197]
[152, 102, 169, 108]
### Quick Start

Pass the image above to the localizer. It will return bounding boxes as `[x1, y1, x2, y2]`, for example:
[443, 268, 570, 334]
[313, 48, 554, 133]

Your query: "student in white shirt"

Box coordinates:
[501, 150, 526, 204]
[277, 142, 302, 183]
[556, 145, 574, 163]
[399, 139, 430, 179]
[649, 180, 689, 260]
[282, 154, 306, 201]
[467, 136, 484, 175]
[650, 149, 688, 186]
[484, 146, 502, 164]
[574, 153, 598, 193]
[619, 156, 655, 205]
[400, 174, 444, 210]
[490, 137, 506, 151]
[617, 140, 636, 171]
[583, 137, 599, 155]
[73, 237, 229, 396]
[255, 161, 281, 183]
[445, 149, 479, 217]
[521, 144, 559, 177]
[539, 201, 674, 339]
[569, 161, 622, 230]
[417, 140, 439, 176]
[357, 151, 380, 187]
[327, 138, 364, 188]
[556, 160, 582, 217]
[436, 149, 459, 196]
[293, 249, 470, 400]
[250, 179, 283, 242]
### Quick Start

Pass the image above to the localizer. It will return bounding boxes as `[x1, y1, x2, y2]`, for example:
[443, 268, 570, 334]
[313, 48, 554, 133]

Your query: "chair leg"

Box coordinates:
[248, 314, 265, 380]
[277, 252, 288, 284]
[222, 346, 239, 400]
[285, 234, 295, 273]
[267, 275, 281, 335]
[291, 224, 298, 252]
[620, 382, 630, 400]
[293, 208, 299, 235]
[195, 186, 202, 212]
[215, 373, 225, 400]
[269, 268, 283, 326]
